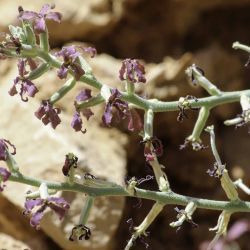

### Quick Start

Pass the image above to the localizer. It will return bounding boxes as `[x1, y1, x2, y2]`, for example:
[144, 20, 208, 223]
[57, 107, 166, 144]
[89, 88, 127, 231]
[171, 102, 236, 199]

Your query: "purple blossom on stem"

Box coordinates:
[102, 89, 130, 126]
[23, 196, 70, 229]
[55, 46, 85, 80]
[9, 59, 38, 102]
[35, 100, 61, 129]
[119, 59, 146, 83]
[18, 4, 62, 34]
[0, 139, 16, 161]
[0, 167, 11, 192]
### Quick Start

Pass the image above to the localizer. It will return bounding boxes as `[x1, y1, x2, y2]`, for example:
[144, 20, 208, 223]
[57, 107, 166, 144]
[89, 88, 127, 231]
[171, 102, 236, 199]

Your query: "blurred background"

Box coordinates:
[1, 0, 250, 249]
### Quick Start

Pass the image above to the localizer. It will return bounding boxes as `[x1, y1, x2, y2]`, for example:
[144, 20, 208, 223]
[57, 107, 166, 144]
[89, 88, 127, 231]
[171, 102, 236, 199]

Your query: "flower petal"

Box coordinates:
[40, 4, 52, 16]
[24, 199, 44, 213]
[71, 112, 83, 132]
[57, 65, 68, 79]
[30, 209, 45, 229]
[75, 89, 92, 102]
[19, 11, 38, 20]
[34, 17, 46, 34]
[46, 12, 62, 23]
[0, 167, 10, 182]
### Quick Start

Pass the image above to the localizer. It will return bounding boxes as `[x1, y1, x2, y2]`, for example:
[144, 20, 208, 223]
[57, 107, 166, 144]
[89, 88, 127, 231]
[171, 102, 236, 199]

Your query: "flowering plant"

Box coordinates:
[1, 4, 250, 250]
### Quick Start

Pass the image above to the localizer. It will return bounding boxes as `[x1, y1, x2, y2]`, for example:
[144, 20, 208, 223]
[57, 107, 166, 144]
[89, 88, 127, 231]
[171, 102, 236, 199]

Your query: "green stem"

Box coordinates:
[39, 28, 49, 52]
[27, 63, 50, 80]
[79, 196, 94, 225]
[75, 94, 104, 110]
[8, 172, 250, 213]
[49, 78, 76, 104]
[9, 46, 250, 113]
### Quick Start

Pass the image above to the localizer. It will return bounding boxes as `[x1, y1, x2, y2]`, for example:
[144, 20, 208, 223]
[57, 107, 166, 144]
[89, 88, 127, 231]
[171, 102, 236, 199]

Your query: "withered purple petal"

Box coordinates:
[81, 109, 94, 120]
[102, 103, 113, 126]
[128, 109, 143, 132]
[24, 198, 44, 213]
[30, 209, 45, 229]
[45, 12, 62, 23]
[102, 89, 129, 126]
[71, 63, 85, 80]
[119, 59, 146, 83]
[57, 65, 68, 79]
[71, 111, 83, 132]
[76, 89, 92, 102]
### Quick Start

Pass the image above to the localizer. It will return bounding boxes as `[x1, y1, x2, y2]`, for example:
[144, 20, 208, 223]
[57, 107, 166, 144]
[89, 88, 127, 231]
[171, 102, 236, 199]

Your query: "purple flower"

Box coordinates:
[0, 139, 16, 161]
[23, 196, 70, 229]
[35, 100, 61, 129]
[69, 224, 91, 241]
[9, 60, 38, 102]
[128, 109, 143, 132]
[0, 167, 11, 191]
[102, 89, 130, 126]
[55, 46, 85, 80]
[119, 59, 146, 83]
[18, 4, 62, 34]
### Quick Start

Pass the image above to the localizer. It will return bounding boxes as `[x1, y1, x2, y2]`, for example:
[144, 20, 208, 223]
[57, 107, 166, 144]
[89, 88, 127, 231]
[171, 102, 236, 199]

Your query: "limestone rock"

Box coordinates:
[0, 233, 30, 250]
